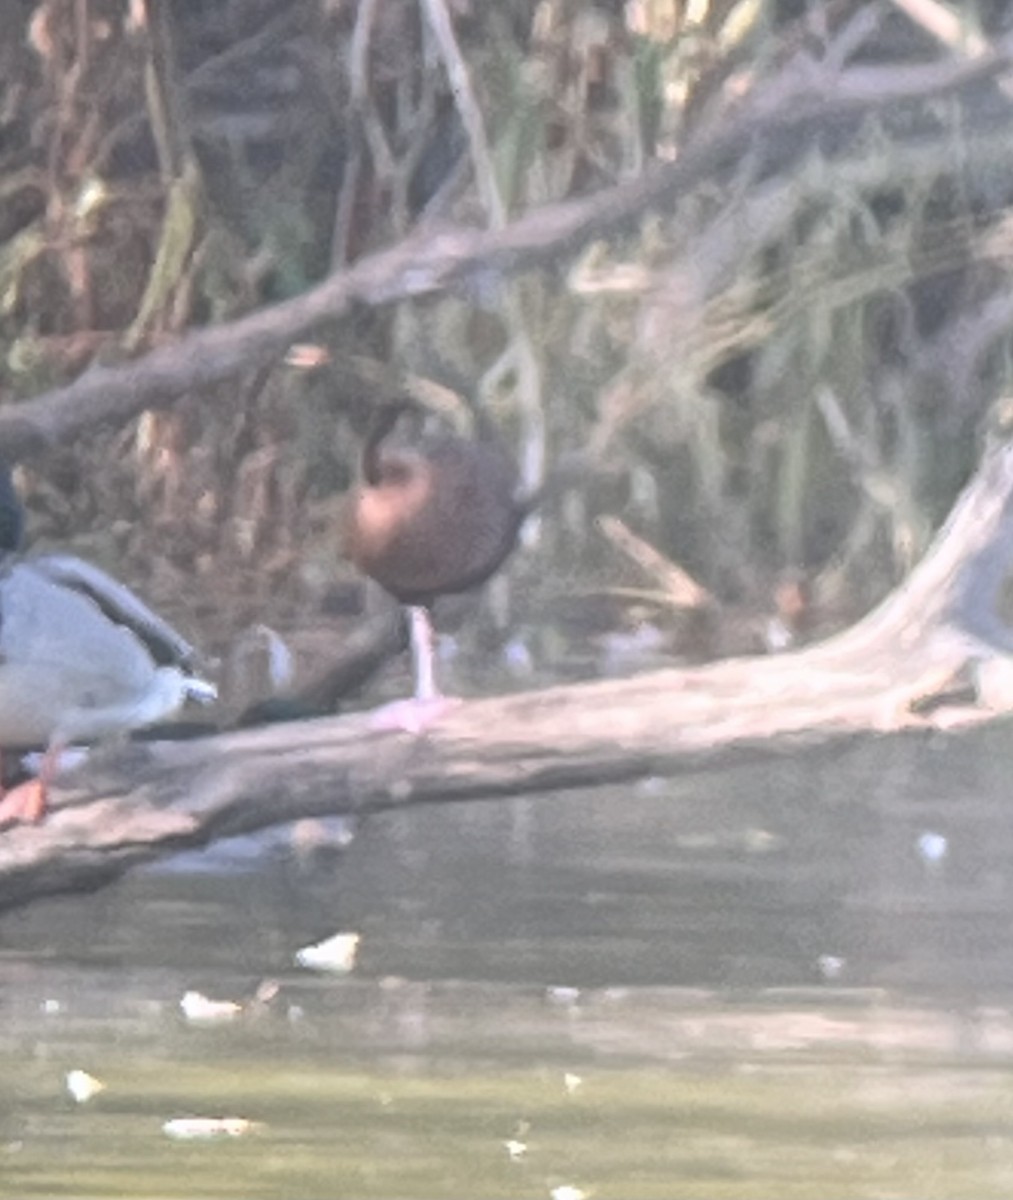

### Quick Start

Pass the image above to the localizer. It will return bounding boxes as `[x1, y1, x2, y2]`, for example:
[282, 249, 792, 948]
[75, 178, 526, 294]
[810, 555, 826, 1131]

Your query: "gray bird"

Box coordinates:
[0, 464, 215, 824]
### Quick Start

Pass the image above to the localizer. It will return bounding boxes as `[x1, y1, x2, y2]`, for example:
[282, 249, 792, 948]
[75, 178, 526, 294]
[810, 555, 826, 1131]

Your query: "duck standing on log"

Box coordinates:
[0, 462, 216, 826]
[345, 397, 532, 729]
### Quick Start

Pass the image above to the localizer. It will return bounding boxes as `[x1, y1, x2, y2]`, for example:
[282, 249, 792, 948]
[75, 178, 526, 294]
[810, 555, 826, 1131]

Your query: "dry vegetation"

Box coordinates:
[8, 0, 1013, 900]
[2, 0, 1013, 688]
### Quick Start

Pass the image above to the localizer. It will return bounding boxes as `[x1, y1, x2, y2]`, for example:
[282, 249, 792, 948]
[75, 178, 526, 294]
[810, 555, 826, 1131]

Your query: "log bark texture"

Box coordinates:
[4, 43, 1013, 910]
[2, 440, 1013, 912]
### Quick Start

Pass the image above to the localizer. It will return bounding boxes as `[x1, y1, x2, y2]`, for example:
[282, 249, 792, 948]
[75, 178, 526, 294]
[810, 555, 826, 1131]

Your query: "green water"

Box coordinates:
[8, 1046, 1013, 1198]
[6, 974, 1013, 1198]
[4, 735, 1013, 1198]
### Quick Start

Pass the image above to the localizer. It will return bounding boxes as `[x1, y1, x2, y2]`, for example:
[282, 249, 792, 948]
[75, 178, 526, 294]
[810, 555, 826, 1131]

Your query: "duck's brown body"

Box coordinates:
[345, 402, 528, 711]
[346, 407, 526, 606]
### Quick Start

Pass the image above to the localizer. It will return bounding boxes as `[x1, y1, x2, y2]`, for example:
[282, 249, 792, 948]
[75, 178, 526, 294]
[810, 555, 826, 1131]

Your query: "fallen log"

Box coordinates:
[2, 439, 1013, 912]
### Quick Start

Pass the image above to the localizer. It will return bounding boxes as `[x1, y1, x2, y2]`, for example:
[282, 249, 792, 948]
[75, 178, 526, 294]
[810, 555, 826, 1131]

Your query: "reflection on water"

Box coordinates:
[3, 729, 1013, 1196]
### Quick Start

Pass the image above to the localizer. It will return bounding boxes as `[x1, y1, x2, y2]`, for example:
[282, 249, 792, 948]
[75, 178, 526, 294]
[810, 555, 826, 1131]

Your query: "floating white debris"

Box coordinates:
[295, 932, 360, 974]
[163, 1117, 253, 1141]
[563, 1072, 583, 1095]
[179, 990, 242, 1024]
[742, 827, 780, 854]
[917, 831, 949, 866]
[546, 986, 580, 1008]
[550, 1186, 587, 1200]
[41, 999, 60, 1015]
[66, 1069, 105, 1104]
[817, 954, 845, 981]
[504, 1138, 527, 1161]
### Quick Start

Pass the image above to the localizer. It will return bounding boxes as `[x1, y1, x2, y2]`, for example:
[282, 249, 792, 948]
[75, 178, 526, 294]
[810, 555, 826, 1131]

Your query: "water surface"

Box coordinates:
[3, 729, 1013, 1198]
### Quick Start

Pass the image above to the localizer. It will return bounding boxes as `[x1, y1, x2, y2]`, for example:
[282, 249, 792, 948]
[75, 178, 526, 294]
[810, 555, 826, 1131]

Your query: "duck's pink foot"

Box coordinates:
[0, 779, 47, 827]
[367, 695, 461, 734]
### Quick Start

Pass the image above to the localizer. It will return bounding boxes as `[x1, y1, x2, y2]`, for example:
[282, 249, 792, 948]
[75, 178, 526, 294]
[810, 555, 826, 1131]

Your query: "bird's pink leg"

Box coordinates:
[410, 605, 438, 702]
[368, 606, 459, 733]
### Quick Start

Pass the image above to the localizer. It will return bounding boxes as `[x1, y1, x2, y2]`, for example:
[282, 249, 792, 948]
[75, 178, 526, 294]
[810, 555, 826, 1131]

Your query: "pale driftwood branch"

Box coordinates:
[1, 43, 1010, 460]
[2, 441, 1013, 912]
[598, 515, 713, 608]
[4, 45, 1013, 907]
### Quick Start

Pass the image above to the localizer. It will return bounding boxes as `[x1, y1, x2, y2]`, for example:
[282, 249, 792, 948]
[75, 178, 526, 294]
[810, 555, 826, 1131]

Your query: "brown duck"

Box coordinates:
[345, 399, 530, 720]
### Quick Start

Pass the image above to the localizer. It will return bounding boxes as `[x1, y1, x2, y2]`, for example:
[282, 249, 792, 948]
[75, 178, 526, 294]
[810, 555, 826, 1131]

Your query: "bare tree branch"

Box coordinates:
[4, 42, 1013, 911]
[2, 438, 1013, 913]
[1, 42, 1010, 460]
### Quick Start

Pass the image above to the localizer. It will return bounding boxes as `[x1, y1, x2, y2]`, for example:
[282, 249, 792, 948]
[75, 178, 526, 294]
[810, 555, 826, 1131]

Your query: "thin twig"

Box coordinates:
[598, 515, 713, 608]
[419, 0, 506, 227]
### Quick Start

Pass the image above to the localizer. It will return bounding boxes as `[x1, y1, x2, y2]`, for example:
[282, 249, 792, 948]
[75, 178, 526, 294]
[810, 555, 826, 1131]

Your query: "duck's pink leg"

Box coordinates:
[368, 607, 459, 733]
[410, 606, 438, 702]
